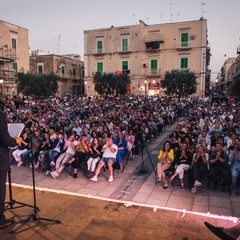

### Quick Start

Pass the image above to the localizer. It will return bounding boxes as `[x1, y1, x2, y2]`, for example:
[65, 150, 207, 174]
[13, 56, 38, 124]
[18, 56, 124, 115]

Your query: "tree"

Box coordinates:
[16, 72, 58, 99]
[93, 72, 131, 95]
[160, 69, 197, 98]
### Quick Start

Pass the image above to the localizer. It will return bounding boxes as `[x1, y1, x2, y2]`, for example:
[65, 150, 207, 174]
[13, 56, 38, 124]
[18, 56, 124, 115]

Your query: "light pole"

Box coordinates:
[84, 81, 87, 96]
[144, 80, 147, 97]
[215, 78, 218, 92]
[0, 79, 3, 97]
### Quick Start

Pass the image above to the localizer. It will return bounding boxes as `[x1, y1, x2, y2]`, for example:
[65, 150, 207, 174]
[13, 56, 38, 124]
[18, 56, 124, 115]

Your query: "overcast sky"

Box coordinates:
[1, 0, 240, 80]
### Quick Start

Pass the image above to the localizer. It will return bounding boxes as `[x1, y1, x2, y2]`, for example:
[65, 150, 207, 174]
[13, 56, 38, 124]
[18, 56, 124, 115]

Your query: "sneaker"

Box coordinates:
[191, 186, 198, 194]
[50, 171, 59, 179]
[45, 170, 50, 175]
[50, 161, 55, 166]
[17, 161, 23, 167]
[73, 173, 77, 179]
[194, 180, 202, 187]
[108, 176, 114, 183]
[90, 176, 98, 182]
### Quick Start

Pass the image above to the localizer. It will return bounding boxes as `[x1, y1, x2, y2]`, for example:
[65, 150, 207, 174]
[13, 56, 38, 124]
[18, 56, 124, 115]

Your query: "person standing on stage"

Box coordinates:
[0, 99, 17, 228]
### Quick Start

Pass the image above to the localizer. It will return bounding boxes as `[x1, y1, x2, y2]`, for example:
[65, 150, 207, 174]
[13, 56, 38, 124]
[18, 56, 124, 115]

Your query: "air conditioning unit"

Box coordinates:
[143, 63, 148, 68]
[57, 64, 61, 69]
[70, 69, 73, 74]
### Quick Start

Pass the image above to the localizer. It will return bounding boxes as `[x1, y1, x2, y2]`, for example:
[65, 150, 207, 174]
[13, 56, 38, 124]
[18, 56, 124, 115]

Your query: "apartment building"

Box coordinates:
[30, 53, 84, 96]
[0, 20, 29, 97]
[224, 50, 240, 94]
[84, 18, 210, 96]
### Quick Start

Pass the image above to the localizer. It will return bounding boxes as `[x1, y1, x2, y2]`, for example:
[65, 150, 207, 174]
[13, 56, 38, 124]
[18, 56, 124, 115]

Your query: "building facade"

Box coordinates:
[30, 54, 84, 97]
[84, 19, 210, 96]
[0, 20, 29, 97]
[224, 51, 240, 94]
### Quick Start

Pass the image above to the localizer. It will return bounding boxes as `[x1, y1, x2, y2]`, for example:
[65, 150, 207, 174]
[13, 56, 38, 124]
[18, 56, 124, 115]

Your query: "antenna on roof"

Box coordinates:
[57, 34, 61, 55]
[201, 2, 206, 18]
[169, 3, 174, 22]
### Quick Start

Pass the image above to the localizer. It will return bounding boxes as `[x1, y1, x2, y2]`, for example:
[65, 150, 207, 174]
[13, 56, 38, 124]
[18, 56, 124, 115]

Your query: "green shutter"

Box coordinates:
[180, 58, 188, 69]
[38, 65, 42, 74]
[13, 62, 17, 72]
[122, 39, 128, 52]
[181, 32, 189, 47]
[151, 59, 157, 74]
[97, 40, 102, 54]
[122, 61, 128, 71]
[97, 62, 103, 73]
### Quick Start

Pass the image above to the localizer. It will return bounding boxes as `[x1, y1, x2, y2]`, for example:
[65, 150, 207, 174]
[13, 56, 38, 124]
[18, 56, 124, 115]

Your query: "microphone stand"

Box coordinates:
[5, 105, 61, 233]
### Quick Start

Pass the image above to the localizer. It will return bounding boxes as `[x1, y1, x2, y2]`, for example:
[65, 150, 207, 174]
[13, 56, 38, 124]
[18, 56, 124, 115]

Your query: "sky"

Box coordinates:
[1, 0, 240, 80]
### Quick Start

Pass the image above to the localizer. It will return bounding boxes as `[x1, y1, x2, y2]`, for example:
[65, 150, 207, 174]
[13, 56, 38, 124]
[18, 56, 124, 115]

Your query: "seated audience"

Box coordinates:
[114, 132, 127, 172]
[12, 132, 30, 167]
[191, 145, 209, 193]
[229, 141, 240, 196]
[50, 134, 77, 178]
[170, 142, 192, 190]
[209, 142, 230, 191]
[64, 134, 91, 178]
[91, 137, 118, 183]
[86, 137, 102, 178]
[157, 140, 174, 189]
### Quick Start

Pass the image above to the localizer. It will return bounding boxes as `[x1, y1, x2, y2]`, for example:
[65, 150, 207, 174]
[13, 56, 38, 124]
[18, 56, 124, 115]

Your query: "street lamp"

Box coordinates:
[215, 78, 218, 89]
[0, 79, 3, 97]
[144, 80, 147, 97]
[84, 81, 87, 96]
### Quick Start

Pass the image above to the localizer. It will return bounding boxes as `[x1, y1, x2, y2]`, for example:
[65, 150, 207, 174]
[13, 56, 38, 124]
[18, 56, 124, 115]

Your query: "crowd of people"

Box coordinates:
[156, 95, 240, 196]
[3, 94, 240, 196]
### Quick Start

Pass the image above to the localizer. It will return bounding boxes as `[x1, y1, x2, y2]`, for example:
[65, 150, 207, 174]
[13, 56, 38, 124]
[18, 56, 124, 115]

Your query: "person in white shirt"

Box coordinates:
[90, 137, 118, 183]
[50, 134, 77, 178]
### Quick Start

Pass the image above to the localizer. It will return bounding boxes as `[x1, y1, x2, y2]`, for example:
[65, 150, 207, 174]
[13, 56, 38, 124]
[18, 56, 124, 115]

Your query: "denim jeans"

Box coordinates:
[21, 149, 38, 164]
[231, 167, 240, 192]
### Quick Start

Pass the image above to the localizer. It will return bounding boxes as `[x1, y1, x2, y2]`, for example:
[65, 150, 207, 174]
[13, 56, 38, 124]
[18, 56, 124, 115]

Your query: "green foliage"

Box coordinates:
[160, 69, 197, 97]
[16, 72, 59, 99]
[93, 72, 131, 95]
[230, 76, 240, 96]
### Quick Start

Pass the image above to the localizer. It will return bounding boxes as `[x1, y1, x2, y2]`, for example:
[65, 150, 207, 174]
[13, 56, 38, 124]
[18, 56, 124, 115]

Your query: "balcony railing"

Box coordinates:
[145, 69, 161, 76]
[176, 42, 193, 50]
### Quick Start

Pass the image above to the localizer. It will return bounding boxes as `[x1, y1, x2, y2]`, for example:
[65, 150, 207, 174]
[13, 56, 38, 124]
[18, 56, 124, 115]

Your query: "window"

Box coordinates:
[37, 62, 43, 75]
[97, 62, 103, 73]
[12, 62, 17, 72]
[145, 41, 160, 51]
[151, 59, 157, 74]
[122, 61, 128, 72]
[122, 38, 128, 52]
[72, 66, 76, 79]
[180, 57, 188, 70]
[12, 38, 17, 50]
[181, 32, 189, 47]
[61, 65, 65, 78]
[97, 40, 103, 54]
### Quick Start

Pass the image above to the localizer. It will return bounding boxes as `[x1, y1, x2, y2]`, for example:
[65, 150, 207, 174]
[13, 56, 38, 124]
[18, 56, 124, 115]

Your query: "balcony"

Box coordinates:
[145, 41, 161, 52]
[145, 69, 161, 77]
[176, 42, 193, 50]
[117, 47, 131, 54]
[93, 48, 105, 56]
